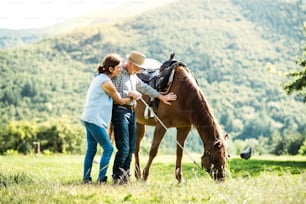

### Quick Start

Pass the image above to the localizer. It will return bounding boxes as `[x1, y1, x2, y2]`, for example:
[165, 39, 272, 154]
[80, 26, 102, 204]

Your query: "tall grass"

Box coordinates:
[0, 154, 305, 203]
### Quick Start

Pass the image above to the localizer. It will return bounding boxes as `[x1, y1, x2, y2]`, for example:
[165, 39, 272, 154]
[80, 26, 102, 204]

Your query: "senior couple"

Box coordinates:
[81, 51, 177, 185]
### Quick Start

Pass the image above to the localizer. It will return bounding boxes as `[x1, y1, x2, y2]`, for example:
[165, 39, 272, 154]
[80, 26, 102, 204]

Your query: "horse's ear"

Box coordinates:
[224, 134, 229, 141]
[170, 53, 175, 60]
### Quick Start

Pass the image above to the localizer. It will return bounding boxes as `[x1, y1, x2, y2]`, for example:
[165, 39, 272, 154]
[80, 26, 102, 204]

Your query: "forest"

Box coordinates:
[0, 0, 305, 155]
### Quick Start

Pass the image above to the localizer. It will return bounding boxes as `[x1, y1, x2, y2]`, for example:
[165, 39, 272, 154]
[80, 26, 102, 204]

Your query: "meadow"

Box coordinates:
[0, 154, 305, 204]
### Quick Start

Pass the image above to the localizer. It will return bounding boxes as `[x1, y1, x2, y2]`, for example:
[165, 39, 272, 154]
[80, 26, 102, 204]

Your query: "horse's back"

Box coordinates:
[135, 68, 193, 128]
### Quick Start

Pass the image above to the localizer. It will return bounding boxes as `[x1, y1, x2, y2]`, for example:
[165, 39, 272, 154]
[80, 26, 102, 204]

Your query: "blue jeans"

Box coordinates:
[111, 106, 136, 179]
[83, 121, 114, 182]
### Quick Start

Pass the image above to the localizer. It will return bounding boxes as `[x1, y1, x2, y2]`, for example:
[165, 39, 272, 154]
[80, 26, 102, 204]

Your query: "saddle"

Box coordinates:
[137, 53, 186, 92]
[137, 53, 187, 117]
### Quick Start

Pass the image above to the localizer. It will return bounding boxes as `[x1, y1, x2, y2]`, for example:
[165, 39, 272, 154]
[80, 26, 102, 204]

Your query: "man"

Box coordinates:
[111, 51, 176, 184]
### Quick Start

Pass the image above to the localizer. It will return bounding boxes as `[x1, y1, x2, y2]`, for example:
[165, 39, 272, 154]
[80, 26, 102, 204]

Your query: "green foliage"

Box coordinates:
[3, 149, 18, 156]
[0, 0, 305, 155]
[21, 80, 38, 98]
[268, 128, 305, 155]
[298, 138, 306, 155]
[0, 120, 38, 154]
[0, 119, 85, 155]
[231, 137, 269, 156]
[36, 119, 85, 154]
[283, 27, 306, 102]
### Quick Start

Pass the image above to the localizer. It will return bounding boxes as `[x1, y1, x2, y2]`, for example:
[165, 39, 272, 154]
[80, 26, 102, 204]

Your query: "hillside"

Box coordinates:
[0, 0, 305, 147]
[0, 0, 176, 49]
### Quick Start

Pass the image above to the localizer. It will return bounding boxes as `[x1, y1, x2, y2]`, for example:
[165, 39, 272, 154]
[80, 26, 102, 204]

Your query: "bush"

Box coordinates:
[0, 120, 37, 154]
[0, 118, 85, 155]
[298, 138, 306, 155]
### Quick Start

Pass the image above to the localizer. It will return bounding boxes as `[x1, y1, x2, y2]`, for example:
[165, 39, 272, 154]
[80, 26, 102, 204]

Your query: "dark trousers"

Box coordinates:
[111, 106, 136, 179]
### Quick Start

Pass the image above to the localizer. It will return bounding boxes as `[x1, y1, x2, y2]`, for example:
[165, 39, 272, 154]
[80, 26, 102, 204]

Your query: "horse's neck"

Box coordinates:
[196, 124, 220, 147]
[185, 91, 221, 145]
[174, 67, 221, 145]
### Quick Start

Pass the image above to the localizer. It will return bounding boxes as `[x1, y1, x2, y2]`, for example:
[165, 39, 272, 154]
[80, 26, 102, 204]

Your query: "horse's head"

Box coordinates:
[201, 134, 229, 181]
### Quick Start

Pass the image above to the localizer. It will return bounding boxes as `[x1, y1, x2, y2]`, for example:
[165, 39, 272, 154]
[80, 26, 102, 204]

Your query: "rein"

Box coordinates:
[139, 97, 203, 170]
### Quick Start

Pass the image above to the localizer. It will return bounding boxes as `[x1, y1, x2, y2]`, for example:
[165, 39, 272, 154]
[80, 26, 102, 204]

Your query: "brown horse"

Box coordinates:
[134, 65, 229, 182]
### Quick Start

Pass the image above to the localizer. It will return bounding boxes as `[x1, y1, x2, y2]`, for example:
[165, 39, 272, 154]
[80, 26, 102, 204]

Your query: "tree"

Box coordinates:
[21, 80, 37, 98]
[299, 138, 306, 155]
[0, 120, 37, 154]
[283, 26, 306, 102]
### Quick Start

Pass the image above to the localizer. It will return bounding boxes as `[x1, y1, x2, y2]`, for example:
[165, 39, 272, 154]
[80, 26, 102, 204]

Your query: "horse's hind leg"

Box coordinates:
[134, 123, 145, 180]
[143, 124, 166, 181]
[175, 127, 191, 183]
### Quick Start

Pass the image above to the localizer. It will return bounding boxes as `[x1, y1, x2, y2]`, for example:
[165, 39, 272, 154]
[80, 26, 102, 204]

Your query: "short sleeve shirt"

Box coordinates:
[81, 74, 112, 128]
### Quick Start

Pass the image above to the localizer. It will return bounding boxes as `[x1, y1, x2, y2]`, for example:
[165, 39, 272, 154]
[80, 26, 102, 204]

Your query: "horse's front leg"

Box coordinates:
[134, 123, 145, 180]
[143, 124, 166, 181]
[175, 127, 191, 183]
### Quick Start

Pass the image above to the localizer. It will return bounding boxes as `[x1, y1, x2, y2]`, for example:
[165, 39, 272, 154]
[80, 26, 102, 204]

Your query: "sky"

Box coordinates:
[0, 0, 130, 29]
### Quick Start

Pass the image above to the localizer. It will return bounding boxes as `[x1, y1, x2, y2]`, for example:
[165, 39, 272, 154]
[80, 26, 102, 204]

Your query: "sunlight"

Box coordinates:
[0, 0, 130, 29]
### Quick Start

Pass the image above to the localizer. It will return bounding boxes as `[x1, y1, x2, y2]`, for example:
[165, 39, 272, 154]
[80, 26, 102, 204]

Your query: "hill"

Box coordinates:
[0, 0, 305, 153]
[0, 0, 176, 49]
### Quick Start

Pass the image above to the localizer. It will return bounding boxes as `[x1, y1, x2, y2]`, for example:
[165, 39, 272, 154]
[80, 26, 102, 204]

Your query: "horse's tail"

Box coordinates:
[108, 123, 115, 143]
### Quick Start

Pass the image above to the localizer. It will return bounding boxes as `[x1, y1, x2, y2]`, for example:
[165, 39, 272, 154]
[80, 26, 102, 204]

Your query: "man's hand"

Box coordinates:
[157, 92, 177, 105]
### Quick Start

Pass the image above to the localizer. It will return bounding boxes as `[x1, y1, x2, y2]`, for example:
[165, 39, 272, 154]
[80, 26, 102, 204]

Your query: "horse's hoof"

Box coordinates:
[134, 173, 142, 180]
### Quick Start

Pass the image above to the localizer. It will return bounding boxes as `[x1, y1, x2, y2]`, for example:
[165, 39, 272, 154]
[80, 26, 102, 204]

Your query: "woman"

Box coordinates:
[81, 53, 141, 184]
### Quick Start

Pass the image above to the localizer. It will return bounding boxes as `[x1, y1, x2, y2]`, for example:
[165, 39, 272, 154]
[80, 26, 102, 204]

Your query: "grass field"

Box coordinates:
[0, 154, 305, 203]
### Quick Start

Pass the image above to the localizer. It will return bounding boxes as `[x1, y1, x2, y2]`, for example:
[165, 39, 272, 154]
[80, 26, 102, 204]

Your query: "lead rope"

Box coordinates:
[139, 97, 202, 170]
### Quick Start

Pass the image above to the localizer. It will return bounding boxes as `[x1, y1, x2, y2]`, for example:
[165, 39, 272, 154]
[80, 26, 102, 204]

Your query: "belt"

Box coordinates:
[113, 104, 135, 111]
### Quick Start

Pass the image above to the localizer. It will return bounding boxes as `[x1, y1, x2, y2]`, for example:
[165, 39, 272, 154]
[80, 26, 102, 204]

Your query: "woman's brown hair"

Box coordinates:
[97, 53, 121, 74]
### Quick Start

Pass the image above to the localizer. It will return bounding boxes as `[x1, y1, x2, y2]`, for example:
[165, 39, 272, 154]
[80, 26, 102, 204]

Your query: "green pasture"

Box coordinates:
[0, 154, 305, 204]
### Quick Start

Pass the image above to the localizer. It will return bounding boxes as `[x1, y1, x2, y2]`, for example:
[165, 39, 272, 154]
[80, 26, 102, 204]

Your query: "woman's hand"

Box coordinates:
[128, 90, 142, 100]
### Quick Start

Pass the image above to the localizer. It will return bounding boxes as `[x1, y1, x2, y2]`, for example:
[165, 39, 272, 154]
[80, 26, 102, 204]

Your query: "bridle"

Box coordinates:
[201, 141, 215, 172]
[202, 139, 228, 173]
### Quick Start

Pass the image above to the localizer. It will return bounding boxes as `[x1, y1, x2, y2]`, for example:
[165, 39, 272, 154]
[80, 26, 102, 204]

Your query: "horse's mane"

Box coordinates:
[175, 66, 222, 140]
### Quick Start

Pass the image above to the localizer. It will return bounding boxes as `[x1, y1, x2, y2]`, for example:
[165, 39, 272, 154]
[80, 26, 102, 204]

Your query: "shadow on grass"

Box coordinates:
[152, 157, 306, 179]
[228, 158, 306, 177]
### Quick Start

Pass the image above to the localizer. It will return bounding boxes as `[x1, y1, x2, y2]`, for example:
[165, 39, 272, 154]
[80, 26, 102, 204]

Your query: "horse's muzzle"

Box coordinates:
[210, 169, 225, 182]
